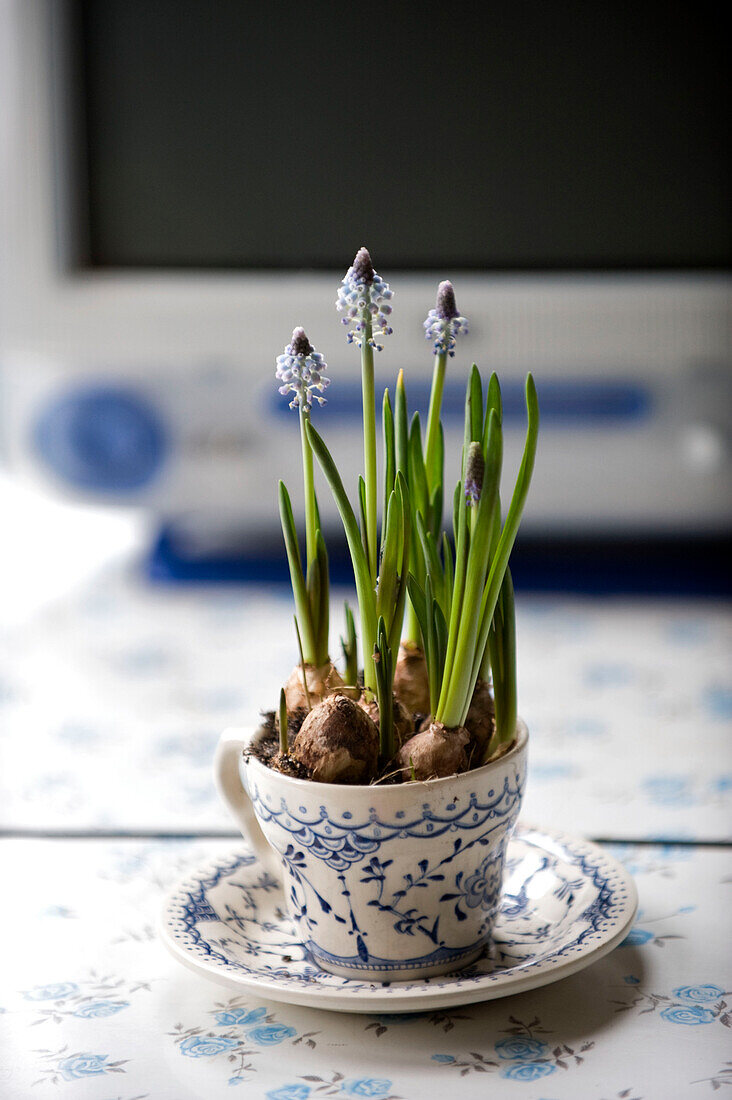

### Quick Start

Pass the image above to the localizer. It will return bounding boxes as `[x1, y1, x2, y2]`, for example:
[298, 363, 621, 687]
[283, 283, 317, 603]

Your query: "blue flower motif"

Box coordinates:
[623, 975, 640, 984]
[531, 761, 575, 781]
[672, 985, 725, 1005]
[24, 982, 79, 1001]
[704, 685, 732, 719]
[180, 1035, 240, 1057]
[73, 1000, 129, 1019]
[660, 1005, 715, 1026]
[265, 1087, 311, 1100]
[58, 1053, 109, 1081]
[214, 1006, 267, 1027]
[462, 853, 503, 909]
[501, 1062, 556, 1081]
[642, 776, 694, 806]
[343, 1078, 393, 1097]
[431, 1054, 456, 1064]
[246, 1023, 297, 1046]
[494, 1036, 549, 1061]
[620, 926, 653, 947]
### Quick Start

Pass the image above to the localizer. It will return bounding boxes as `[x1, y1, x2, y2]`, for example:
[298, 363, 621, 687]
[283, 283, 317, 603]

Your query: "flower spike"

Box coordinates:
[423, 280, 468, 357]
[464, 442, 484, 506]
[275, 327, 330, 411]
[336, 247, 394, 351]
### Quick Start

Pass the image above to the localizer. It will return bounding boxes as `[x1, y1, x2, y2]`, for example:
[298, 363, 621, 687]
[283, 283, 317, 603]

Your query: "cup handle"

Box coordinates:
[214, 728, 282, 880]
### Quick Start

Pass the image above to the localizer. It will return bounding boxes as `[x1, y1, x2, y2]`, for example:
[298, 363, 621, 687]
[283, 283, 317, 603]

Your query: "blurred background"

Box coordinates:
[0, 1, 730, 835]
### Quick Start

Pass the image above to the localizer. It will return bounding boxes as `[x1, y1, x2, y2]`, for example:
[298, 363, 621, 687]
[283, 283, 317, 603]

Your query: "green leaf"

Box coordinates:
[382, 388, 395, 553]
[433, 598, 448, 698]
[377, 490, 400, 626]
[439, 408, 503, 727]
[468, 373, 540, 714]
[358, 475, 369, 567]
[389, 471, 412, 655]
[293, 616, 312, 710]
[374, 617, 395, 762]
[488, 567, 517, 753]
[408, 413, 429, 521]
[442, 531, 454, 623]
[395, 370, 409, 479]
[452, 481, 461, 547]
[278, 688, 288, 754]
[278, 481, 316, 663]
[416, 511, 443, 592]
[306, 421, 378, 692]
[314, 529, 330, 665]
[469, 364, 483, 443]
[484, 373, 503, 450]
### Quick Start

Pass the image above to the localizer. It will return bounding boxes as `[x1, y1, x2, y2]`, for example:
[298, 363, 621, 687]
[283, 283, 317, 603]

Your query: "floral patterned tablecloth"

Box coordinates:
[1, 837, 730, 1099]
[1, 550, 731, 1098]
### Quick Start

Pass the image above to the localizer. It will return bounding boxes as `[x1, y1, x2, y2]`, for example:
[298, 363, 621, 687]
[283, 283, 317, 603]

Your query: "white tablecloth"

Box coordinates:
[1, 838, 730, 1099]
[1, 513, 731, 1098]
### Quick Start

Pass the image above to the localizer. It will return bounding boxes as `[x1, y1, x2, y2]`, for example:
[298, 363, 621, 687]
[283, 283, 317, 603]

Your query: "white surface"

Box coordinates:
[1, 837, 729, 1099]
[1, 479, 731, 1097]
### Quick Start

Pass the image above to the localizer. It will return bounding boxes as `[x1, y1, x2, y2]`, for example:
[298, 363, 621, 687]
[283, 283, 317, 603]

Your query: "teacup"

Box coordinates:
[215, 720, 527, 981]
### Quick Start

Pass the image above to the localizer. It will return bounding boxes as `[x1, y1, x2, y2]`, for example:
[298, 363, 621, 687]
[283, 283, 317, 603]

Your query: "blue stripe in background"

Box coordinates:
[271, 378, 651, 425]
[148, 528, 732, 596]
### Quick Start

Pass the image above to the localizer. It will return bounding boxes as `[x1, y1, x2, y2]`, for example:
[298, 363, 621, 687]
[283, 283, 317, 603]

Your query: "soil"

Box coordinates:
[251, 685, 511, 785]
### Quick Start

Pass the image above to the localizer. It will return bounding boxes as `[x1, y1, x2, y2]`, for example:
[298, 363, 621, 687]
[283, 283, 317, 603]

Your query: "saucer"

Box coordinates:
[160, 824, 637, 1013]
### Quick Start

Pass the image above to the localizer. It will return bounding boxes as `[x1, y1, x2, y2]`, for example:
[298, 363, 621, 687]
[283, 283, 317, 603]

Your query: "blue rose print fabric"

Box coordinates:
[1, 508, 731, 1097]
[0, 836, 730, 1098]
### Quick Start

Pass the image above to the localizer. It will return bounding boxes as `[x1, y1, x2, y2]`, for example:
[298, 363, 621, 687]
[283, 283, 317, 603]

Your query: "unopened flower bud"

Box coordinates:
[424, 280, 468, 357]
[464, 442, 484, 506]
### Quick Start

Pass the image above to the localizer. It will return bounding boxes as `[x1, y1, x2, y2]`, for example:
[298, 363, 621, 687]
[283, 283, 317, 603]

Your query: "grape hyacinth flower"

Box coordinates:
[276, 327, 332, 683]
[276, 327, 330, 411]
[423, 280, 469, 358]
[422, 281, 468, 517]
[336, 247, 394, 352]
[336, 248, 394, 586]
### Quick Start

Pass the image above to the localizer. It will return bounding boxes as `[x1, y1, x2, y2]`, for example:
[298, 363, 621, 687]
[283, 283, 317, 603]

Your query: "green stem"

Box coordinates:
[361, 325, 378, 586]
[299, 407, 317, 577]
[424, 351, 447, 491]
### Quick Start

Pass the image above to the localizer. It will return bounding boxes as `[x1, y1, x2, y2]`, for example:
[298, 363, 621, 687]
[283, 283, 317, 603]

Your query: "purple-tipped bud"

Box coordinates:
[436, 280, 459, 321]
[275, 330, 330, 412]
[336, 247, 393, 350]
[423, 280, 468, 357]
[464, 442, 484, 506]
[351, 247, 375, 285]
[289, 326, 313, 357]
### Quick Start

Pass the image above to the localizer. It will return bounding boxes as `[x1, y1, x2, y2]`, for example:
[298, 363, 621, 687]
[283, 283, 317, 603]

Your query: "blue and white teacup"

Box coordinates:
[215, 720, 528, 981]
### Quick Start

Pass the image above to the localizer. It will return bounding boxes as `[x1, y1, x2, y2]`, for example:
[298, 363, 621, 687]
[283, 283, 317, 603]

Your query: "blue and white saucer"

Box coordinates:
[160, 825, 637, 1013]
